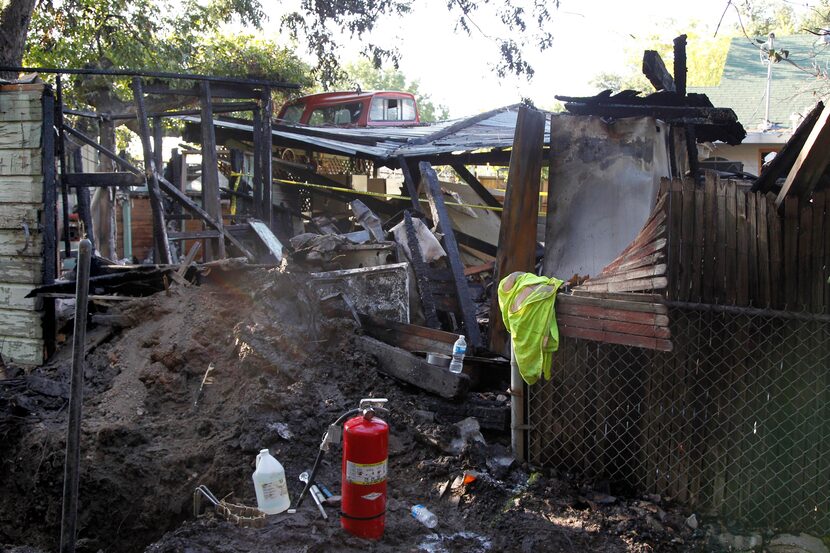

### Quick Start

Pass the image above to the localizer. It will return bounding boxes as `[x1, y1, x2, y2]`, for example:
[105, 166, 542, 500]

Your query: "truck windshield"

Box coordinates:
[308, 102, 363, 126]
[282, 104, 304, 123]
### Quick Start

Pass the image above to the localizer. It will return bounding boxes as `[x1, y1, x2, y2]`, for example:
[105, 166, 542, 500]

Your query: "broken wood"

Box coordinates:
[753, 102, 824, 193]
[642, 50, 676, 92]
[359, 313, 457, 354]
[177, 242, 202, 278]
[403, 211, 440, 328]
[355, 336, 469, 400]
[398, 155, 422, 212]
[489, 105, 546, 354]
[420, 162, 482, 349]
[775, 102, 830, 210]
[248, 219, 283, 263]
[673, 34, 688, 97]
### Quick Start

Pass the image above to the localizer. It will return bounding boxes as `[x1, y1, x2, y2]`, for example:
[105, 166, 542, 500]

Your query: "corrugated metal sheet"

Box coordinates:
[179, 104, 552, 162]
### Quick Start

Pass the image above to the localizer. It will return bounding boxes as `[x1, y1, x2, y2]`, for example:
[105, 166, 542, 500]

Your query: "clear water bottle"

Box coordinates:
[448, 335, 466, 374]
[411, 504, 438, 528]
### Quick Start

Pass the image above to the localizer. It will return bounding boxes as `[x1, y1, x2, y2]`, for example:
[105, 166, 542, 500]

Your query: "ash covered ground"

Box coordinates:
[0, 269, 705, 552]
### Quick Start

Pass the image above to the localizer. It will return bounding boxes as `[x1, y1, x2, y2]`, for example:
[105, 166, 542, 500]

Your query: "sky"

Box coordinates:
[250, 0, 804, 118]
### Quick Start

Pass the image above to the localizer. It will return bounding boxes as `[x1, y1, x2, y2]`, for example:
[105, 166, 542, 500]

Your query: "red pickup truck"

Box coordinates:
[277, 91, 420, 127]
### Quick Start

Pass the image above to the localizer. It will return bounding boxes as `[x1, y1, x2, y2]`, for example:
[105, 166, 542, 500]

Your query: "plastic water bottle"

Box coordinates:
[252, 449, 291, 514]
[448, 335, 467, 374]
[411, 504, 438, 528]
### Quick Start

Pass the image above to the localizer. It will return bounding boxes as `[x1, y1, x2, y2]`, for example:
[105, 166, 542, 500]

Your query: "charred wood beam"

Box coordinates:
[398, 155, 422, 212]
[420, 161, 482, 349]
[258, 87, 274, 229]
[642, 50, 676, 92]
[404, 211, 440, 328]
[71, 150, 95, 250]
[775, 102, 830, 210]
[489, 105, 546, 354]
[199, 81, 225, 260]
[0, 65, 300, 89]
[107, 102, 258, 120]
[450, 164, 503, 213]
[42, 90, 58, 358]
[141, 82, 263, 100]
[63, 173, 144, 188]
[673, 34, 688, 97]
[132, 77, 172, 264]
[56, 75, 71, 260]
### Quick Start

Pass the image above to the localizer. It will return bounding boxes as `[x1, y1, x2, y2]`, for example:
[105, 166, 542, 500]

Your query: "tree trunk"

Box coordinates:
[0, 0, 37, 80]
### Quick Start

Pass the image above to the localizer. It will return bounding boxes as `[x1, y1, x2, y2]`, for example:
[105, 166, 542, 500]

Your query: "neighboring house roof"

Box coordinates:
[691, 34, 830, 131]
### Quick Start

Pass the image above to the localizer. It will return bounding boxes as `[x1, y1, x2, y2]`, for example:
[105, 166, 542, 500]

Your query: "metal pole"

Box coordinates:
[59, 238, 92, 553]
[509, 340, 526, 462]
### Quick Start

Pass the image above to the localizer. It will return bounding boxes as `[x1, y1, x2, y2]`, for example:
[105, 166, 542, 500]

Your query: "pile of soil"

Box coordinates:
[0, 268, 706, 552]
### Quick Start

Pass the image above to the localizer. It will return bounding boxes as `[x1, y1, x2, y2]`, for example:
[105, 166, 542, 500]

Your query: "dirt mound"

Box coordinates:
[0, 268, 705, 553]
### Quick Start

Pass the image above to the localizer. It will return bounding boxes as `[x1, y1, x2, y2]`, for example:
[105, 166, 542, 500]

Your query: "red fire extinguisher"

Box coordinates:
[292, 399, 389, 540]
[340, 398, 388, 540]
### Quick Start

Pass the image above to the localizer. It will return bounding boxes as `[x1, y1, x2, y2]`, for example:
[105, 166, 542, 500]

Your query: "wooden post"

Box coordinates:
[489, 105, 546, 355]
[420, 161, 482, 349]
[252, 107, 263, 220]
[131, 77, 172, 264]
[673, 34, 688, 97]
[55, 75, 72, 260]
[71, 149, 95, 250]
[152, 116, 163, 175]
[97, 119, 118, 259]
[199, 81, 225, 260]
[259, 87, 273, 229]
[230, 148, 245, 217]
[42, 90, 58, 357]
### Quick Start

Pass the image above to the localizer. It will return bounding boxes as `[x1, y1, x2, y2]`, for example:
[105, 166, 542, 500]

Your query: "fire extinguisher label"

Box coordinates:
[346, 459, 388, 485]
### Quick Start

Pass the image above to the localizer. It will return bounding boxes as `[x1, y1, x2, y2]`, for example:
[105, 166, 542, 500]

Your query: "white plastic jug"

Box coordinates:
[252, 448, 291, 514]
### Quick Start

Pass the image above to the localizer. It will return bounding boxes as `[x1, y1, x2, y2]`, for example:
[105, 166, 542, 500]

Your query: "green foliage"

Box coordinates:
[337, 59, 450, 122]
[24, 0, 312, 110]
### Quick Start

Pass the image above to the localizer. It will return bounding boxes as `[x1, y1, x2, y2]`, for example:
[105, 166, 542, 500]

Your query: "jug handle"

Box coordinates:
[256, 451, 263, 469]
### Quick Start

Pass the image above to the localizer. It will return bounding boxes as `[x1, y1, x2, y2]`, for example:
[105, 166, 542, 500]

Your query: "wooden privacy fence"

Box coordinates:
[529, 175, 830, 532]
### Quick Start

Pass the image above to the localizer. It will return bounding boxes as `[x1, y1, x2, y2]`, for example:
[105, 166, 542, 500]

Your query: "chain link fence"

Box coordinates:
[528, 306, 830, 533]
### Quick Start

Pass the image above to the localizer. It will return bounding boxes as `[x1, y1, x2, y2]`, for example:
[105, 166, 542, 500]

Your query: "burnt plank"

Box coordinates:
[398, 154, 422, 212]
[556, 302, 669, 326]
[757, 193, 771, 307]
[63, 172, 144, 187]
[558, 293, 669, 314]
[797, 200, 813, 310]
[725, 180, 738, 304]
[784, 197, 800, 309]
[680, 178, 695, 301]
[557, 314, 671, 339]
[736, 189, 749, 306]
[747, 192, 759, 304]
[811, 191, 826, 313]
[716, 177, 728, 302]
[420, 162, 482, 349]
[767, 193, 784, 309]
[490, 106, 546, 354]
[673, 34, 688, 97]
[703, 173, 717, 303]
[358, 313, 457, 353]
[642, 50, 676, 92]
[692, 183, 705, 302]
[355, 336, 469, 399]
[775, 103, 830, 209]
[132, 77, 171, 264]
[404, 210, 440, 328]
[558, 326, 673, 352]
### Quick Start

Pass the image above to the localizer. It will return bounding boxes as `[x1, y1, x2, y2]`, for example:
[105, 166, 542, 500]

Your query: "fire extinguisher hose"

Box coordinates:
[293, 408, 360, 510]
